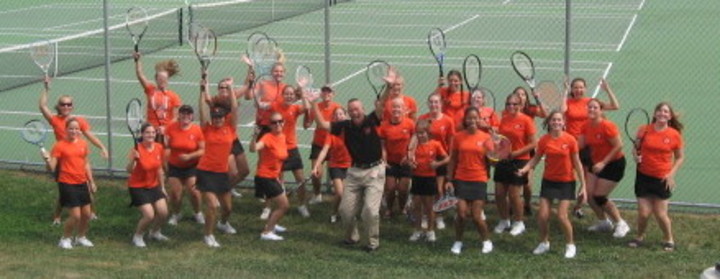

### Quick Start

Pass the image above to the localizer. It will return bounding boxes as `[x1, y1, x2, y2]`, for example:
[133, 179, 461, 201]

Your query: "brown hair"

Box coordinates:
[155, 59, 180, 78]
[653, 102, 684, 133]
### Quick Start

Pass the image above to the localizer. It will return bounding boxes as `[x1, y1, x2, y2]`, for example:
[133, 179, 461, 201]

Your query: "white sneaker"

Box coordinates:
[409, 231, 424, 242]
[194, 212, 206, 224]
[261, 231, 284, 241]
[421, 216, 428, 229]
[217, 221, 237, 234]
[133, 234, 146, 248]
[90, 213, 99, 221]
[450, 241, 463, 255]
[509, 221, 526, 236]
[150, 231, 170, 241]
[436, 217, 446, 230]
[52, 218, 61, 226]
[297, 205, 311, 218]
[204, 235, 220, 248]
[426, 231, 437, 242]
[481, 240, 493, 254]
[58, 237, 73, 249]
[231, 189, 243, 198]
[74, 236, 94, 247]
[565, 244, 577, 258]
[613, 220, 630, 238]
[533, 241, 550, 255]
[588, 219, 613, 232]
[260, 207, 271, 220]
[330, 215, 338, 224]
[308, 194, 323, 205]
[494, 219, 511, 234]
[274, 225, 287, 233]
[168, 214, 181, 226]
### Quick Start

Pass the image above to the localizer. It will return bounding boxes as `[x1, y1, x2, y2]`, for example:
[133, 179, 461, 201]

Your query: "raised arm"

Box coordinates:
[38, 77, 53, 122]
[312, 102, 331, 131]
[82, 130, 108, 159]
[599, 78, 620, 111]
[198, 74, 210, 126]
[133, 52, 151, 89]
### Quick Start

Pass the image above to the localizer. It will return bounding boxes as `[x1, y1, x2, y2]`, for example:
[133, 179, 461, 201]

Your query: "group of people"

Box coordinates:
[37, 52, 684, 257]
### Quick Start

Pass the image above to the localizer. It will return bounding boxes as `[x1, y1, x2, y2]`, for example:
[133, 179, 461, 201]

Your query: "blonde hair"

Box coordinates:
[155, 59, 180, 78]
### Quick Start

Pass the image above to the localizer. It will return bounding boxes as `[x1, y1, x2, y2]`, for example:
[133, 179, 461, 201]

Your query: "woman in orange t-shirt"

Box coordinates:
[194, 74, 239, 248]
[445, 107, 493, 255]
[307, 86, 343, 205]
[250, 112, 289, 241]
[41, 118, 97, 249]
[513, 86, 546, 215]
[133, 52, 182, 139]
[435, 70, 468, 127]
[126, 124, 169, 248]
[165, 105, 205, 226]
[312, 107, 352, 223]
[493, 93, 537, 237]
[518, 111, 586, 258]
[628, 102, 684, 251]
[578, 99, 630, 237]
[407, 120, 448, 242]
[377, 98, 415, 218]
[470, 88, 499, 131]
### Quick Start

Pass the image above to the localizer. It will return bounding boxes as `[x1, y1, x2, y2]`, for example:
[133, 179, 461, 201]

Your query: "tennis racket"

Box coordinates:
[511, 51, 536, 90]
[427, 28, 447, 78]
[249, 36, 278, 76]
[191, 26, 218, 78]
[624, 108, 650, 159]
[252, 74, 276, 110]
[366, 60, 390, 100]
[486, 131, 512, 163]
[286, 176, 312, 197]
[535, 81, 563, 111]
[125, 6, 149, 53]
[30, 40, 55, 79]
[433, 191, 458, 212]
[21, 119, 49, 153]
[294, 65, 320, 102]
[126, 98, 144, 149]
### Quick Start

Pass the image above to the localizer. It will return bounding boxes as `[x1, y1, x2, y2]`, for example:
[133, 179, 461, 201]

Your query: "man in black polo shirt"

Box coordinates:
[313, 97, 386, 252]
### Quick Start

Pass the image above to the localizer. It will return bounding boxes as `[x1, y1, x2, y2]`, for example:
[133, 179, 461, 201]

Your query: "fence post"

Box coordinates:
[102, 0, 114, 175]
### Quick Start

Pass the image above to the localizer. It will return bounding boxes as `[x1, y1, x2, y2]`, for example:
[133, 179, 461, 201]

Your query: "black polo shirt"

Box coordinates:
[331, 112, 382, 165]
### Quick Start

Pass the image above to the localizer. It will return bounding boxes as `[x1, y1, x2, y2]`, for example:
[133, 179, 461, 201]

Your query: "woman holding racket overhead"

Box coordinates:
[446, 106, 493, 255]
[195, 73, 239, 248]
[133, 52, 182, 139]
[126, 123, 170, 248]
[377, 98, 415, 218]
[416, 93, 455, 229]
[40, 118, 97, 249]
[627, 102, 684, 252]
[165, 105, 206, 226]
[312, 107, 352, 223]
[578, 99, 630, 238]
[514, 86, 546, 216]
[435, 70, 468, 129]
[39, 77, 107, 224]
[517, 111, 586, 259]
[247, 62, 289, 134]
[493, 93, 537, 237]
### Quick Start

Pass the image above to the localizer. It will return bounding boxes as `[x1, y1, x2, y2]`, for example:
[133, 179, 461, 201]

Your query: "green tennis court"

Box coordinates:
[0, 0, 717, 206]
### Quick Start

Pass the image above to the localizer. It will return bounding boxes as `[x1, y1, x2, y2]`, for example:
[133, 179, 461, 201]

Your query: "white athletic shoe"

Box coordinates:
[298, 205, 311, 218]
[308, 194, 323, 205]
[203, 235, 220, 248]
[426, 231, 437, 242]
[231, 189, 243, 198]
[509, 221, 526, 236]
[565, 244, 577, 258]
[58, 237, 73, 249]
[494, 219, 511, 234]
[409, 231, 424, 242]
[133, 234, 146, 248]
[436, 217, 446, 230]
[613, 220, 630, 238]
[330, 215, 338, 224]
[533, 242, 550, 255]
[451, 241, 463, 255]
[52, 218, 61, 226]
[274, 224, 287, 233]
[150, 231, 170, 241]
[260, 207, 271, 220]
[261, 231, 284, 241]
[194, 212, 206, 224]
[481, 240, 493, 254]
[420, 216, 428, 229]
[588, 219, 613, 232]
[168, 214, 181, 226]
[74, 236, 94, 247]
[217, 221, 237, 234]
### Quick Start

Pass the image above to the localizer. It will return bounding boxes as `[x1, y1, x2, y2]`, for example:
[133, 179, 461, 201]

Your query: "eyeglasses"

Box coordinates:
[218, 85, 231, 90]
[270, 119, 284, 125]
[506, 103, 519, 106]
[59, 103, 73, 107]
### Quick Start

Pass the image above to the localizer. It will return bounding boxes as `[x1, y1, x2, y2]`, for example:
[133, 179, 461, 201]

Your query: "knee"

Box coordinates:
[593, 195, 609, 207]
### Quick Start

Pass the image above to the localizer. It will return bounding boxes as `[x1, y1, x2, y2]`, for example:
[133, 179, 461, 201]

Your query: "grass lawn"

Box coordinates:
[0, 169, 718, 278]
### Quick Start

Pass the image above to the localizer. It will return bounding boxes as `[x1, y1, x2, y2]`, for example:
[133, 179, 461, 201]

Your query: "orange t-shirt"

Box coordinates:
[498, 112, 536, 160]
[128, 142, 164, 188]
[383, 95, 418, 120]
[196, 123, 236, 173]
[144, 83, 182, 128]
[413, 139, 447, 177]
[256, 80, 287, 126]
[311, 101, 342, 146]
[637, 125, 683, 178]
[256, 132, 288, 179]
[49, 115, 91, 141]
[582, 119, 623, 164]
[536, 132, 579, 182]
[51, 138, 90, 184]
[451, 130, 491, 182]
[565, 97, 591, 138]
[378, 117, 415, 164]
[418, 113, 455, 152]
[165, 121, 204, 168]
[438, 87, 469, 126]
[324, 134, 352, 168]
[271, 102, 304, 149]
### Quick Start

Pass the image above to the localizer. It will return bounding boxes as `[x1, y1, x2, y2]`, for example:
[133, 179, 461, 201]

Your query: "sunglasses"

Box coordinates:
[59, 102, 73, 107]
[506, 103, 520, 106]
[270, 119, 284, 125]
[218, 85, 231, 90]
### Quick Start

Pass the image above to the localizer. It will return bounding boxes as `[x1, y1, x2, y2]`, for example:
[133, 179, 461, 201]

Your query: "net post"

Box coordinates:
[324, 0, 331, 84]
[564, 0, 571, 77]
[102, 0, 114, 174]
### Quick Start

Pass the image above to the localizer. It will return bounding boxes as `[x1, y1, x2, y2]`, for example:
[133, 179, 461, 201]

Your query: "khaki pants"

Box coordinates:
[339, 164, 385, 248]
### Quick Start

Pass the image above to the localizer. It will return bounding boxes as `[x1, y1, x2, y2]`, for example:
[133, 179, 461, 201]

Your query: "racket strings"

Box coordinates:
[126, 7, 149, 37]
[22, 121, 47, 143]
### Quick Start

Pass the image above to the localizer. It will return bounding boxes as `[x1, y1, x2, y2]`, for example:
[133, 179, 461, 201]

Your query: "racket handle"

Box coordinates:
[40, 147, 47, 154]
[134, 44, 139, 53]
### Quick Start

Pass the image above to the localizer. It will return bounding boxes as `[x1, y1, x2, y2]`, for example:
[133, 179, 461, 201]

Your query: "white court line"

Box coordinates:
[502, 0, 512, 5]
[616, 14, 638, 52]
[46, 13, 125, 31]
[443, 14, 479, 33]
[330, 67, 368, 87]
[0, 4, 53, 15]
[592, 62, 613, 98]
[637, 0, 646, 11]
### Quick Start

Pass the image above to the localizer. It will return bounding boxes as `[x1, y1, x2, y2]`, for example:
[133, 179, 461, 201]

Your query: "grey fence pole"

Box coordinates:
[102, 0, 114, 175]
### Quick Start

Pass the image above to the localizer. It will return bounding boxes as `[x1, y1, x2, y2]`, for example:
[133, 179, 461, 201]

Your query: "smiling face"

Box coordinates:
[505, 94, 521, 115]
[269, 112, 284, 134]
[141, 125, 157, 143]
[56, 96, 73, 116]
[571, 78, 586, 98]
[514, 87, 528, 106]
[217, 79, 232, 98]
[282, 86, 296, 104]
[464, 108, 480, 131]
[447, 72, 462, 92]
[427, 94, 442, 114]
[471, 89, 485, 108]
[271, 63, 285, 82]
[332, 107, 348, 122]
[546, 111, 565, 133]
[587, 99, 603, 120]
[347, 100, 365, 123]
[66, 119, 81, 141]
[653, 103, 672, 125]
